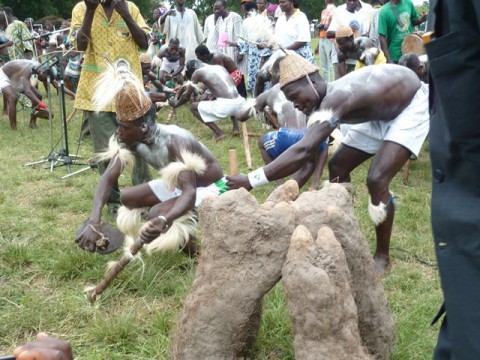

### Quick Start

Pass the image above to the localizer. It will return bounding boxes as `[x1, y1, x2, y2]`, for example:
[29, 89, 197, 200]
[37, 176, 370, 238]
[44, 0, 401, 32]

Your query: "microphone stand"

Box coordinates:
[24, 53, 92, 177]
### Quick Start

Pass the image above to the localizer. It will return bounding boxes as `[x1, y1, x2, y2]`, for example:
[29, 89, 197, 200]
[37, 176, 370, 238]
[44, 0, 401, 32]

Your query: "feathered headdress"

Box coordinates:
[93, 61, 152, 121]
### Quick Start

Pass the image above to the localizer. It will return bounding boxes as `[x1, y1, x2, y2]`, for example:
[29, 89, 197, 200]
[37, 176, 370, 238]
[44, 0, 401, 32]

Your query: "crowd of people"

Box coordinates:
[4, 0, 479, 359]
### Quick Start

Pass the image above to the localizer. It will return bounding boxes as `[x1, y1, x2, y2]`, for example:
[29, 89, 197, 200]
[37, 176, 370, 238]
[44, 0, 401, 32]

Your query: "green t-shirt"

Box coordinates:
[378, 0, 419, 62]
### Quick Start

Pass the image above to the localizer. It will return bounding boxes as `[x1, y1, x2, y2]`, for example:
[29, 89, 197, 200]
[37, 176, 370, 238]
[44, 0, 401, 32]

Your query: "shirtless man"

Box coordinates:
[227, 53, 429, 275]
[168, 59, 246, 141]
[76, 65, 225, 255]
[0, 59, 75, 130]
[195, 44, 247, 98]
[335, 26, 387, 76]
[155, 37, 185, 86]
[236, 56, 328, 191]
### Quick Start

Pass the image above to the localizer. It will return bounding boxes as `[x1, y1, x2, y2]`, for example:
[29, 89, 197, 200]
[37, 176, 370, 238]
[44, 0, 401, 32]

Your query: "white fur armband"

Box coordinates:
[307, 109, 334, 129]
[160, 150, 207, 190]
[248, 168, 269, 188]
[95, 135, 135, 173]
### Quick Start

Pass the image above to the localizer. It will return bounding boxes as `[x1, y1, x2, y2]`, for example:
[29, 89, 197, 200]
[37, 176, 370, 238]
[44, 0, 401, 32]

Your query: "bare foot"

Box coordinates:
[232, 130, 240, 137]
[374, 255, 392, 277]
[214, 133, 226, 142]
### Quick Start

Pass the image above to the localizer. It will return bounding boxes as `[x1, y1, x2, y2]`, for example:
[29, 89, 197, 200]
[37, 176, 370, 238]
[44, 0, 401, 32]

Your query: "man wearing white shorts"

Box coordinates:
[169, 59, 246, 141]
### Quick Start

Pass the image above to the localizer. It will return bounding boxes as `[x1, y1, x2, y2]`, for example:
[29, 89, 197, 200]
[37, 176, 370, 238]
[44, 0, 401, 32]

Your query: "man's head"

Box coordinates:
[195, 44, 211, 63]
[45, 21, 54, 32]
[139, 53, 151, 76]
[335, 26, 355, 53]
[243, 1, 258, 16]
[346, 0, 359, 13]
[279, 54, 322, 115]
[257, 0, 268, 13]
[185, 59, 204, 79]
[175, 0, 186, 8]
[0, 11, 7, 29]
[213, 0, 228, 18]
[167, 38, 180, 56]
[116, 104, 156, 147]
[398, 53, 426, 81]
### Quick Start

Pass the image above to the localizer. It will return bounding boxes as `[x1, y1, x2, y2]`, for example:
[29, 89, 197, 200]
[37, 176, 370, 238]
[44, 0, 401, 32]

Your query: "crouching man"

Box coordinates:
[75, 64, 226, 256]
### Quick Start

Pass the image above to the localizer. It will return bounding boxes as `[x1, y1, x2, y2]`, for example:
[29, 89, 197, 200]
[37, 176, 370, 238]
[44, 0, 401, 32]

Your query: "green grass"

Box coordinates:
[0, 81, 441, 359]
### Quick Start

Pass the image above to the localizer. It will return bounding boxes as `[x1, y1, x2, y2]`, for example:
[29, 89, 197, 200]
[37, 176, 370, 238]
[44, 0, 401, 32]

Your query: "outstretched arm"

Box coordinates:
[76, 157, 122, 251]
[227, 121, 335, 190]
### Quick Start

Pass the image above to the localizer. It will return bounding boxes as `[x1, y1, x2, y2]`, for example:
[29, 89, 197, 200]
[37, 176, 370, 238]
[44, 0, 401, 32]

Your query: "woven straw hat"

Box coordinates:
[336, 26, 354, 38]
[116, 84, 152, 122]
[139, 53, 151, 64]
[279, 53, 319, 89]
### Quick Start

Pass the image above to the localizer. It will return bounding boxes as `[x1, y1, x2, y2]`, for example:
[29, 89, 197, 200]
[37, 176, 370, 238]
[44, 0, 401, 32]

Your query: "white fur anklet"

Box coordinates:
[368, 198, 388, 226]
[248, 168, 269, 188]
[368, 192, 395, 226]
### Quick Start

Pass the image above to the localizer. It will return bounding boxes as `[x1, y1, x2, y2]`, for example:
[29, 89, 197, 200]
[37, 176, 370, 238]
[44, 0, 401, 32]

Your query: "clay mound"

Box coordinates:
[294, 183, 395, 359]
[171, 188, 296, 359]
[282, 225, 372, 360]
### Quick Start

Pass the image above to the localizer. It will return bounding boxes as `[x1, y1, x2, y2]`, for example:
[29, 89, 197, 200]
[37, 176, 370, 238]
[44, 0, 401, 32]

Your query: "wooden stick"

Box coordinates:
[86, 238, 144, 304]
[241, 122, 252, 169]
[229, 149, 238, 175]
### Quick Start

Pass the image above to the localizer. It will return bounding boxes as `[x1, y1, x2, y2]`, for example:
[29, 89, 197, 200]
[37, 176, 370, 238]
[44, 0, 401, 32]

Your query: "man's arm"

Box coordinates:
[22, 74, 43, 106]
[113, 0, 148, 49]
[75, 1, 98, 51]
[140, 170, 197, 243]
[168, 84, 194, 108]
[379, 34, 393, 63]
[75, 157, 122, 251]
[227, 121, 335, 190]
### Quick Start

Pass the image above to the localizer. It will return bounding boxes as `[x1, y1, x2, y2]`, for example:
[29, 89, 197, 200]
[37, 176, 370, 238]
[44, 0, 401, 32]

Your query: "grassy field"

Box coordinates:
[0, 81, 442, 359]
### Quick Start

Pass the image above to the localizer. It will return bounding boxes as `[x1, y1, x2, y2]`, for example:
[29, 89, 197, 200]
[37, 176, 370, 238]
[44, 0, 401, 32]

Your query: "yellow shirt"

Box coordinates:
[70, 2, 150, 112]
[355, 49, 387, 70]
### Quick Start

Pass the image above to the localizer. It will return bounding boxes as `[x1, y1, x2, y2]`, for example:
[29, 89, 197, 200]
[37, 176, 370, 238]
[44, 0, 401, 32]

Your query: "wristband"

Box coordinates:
[248, 168, 269, 189]
[38, 102, 47, 109]
[158, 215, 169, 229]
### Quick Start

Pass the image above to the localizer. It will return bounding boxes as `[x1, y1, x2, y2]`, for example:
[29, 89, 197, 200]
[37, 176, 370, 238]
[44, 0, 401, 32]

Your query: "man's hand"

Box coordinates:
[84, 0, 100, 11]
[13, 333, 73, 360]
[226, 174, 252, 191]
[168, 98, 178, 108]
[112, 0, 130, 18]
[140, 216, 169, 243]
[75, 221, 103, 252]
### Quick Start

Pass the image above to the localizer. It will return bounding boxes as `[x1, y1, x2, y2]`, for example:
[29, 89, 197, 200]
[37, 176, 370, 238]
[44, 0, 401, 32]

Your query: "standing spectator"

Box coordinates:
[274, 0, 315, 63]
[204, 0, 243, 67]
[368, 0, 384, 48]
[318, 0, 336, 81]
[238, 1, 272, 95]
[159, 0, 205, 62]
[378, 0, 426, 63]
[1, 8, 33, 60]
[147, 6, 166, 60]
[426, 0, 480, 358]
[257, 0, 269, 16]
[70, 0, 152, 216]
[0, 20, 13, 66]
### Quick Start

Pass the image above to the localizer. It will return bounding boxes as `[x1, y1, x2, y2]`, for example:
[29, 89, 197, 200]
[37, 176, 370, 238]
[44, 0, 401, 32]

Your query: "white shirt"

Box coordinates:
[274, 9, 311, 48]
